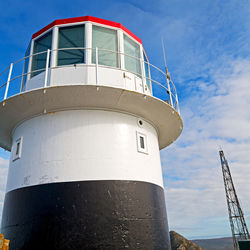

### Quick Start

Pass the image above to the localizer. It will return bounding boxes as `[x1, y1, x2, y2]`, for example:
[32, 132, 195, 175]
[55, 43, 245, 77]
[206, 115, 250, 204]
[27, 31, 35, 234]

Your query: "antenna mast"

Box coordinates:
[161, 38, 173, 107]
[219, 150, 250, 250]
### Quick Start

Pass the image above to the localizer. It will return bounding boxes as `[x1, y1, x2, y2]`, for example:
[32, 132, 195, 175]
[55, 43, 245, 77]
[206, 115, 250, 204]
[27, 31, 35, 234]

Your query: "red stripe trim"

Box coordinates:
[32, 16, 142, 44]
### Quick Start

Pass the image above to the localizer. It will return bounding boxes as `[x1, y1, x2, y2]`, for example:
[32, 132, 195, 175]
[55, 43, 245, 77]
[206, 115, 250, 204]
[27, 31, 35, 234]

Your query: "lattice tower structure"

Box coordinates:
[219, 150, 250, 250]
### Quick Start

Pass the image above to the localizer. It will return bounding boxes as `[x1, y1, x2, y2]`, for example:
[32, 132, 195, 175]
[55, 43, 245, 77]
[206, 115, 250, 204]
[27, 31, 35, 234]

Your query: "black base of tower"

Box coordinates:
[1, 180, 170, 250]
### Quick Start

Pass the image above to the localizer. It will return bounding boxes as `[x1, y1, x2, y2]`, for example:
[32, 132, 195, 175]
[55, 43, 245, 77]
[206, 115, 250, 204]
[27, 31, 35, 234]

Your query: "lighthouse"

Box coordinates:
[0, 16, 182, 249]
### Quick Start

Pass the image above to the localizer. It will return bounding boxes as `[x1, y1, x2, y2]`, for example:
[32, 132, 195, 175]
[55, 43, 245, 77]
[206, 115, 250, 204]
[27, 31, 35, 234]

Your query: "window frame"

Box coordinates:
[31, 29, 53, 78]
[136, 131, 148, 154]
[123, 33, 142, 76]
[57, 24, 86, 66]
[12, 137, 23, 162]
[91, 24, 120, 68]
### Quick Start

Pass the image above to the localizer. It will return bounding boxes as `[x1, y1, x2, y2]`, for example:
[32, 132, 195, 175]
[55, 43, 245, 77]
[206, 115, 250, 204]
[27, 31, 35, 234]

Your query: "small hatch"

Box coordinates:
[12, 137, 23, 161]
[136, 131, 148, 154]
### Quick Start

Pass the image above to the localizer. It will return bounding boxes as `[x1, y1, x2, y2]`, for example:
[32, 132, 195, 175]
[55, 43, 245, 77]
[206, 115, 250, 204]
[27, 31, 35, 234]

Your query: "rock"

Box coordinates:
[170, 231, 203, 250]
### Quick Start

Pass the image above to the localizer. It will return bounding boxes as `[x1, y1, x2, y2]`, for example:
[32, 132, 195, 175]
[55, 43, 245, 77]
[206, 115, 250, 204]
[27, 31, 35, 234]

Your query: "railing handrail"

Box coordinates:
[1, 47, 171, 79]
[0, 47, 180, 114]
[0, 47, 173, 84]
[3, 65, 178, 101]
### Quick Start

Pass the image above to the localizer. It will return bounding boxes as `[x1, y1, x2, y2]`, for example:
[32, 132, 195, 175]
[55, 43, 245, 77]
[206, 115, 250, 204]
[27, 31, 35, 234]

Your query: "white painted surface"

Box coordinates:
[25, 64, 146, 94]
[135, 75, 143, 92]
[50, 66, 88, 86]
[124, 72, 135, 91]
[7, 110, 164, 192]
[97, 67, 125, 88]
[25, 71, 46, 91]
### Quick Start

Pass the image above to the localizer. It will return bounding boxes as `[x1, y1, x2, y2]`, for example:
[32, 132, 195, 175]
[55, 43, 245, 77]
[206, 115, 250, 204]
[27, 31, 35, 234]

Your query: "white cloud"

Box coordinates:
[162, 58, 250, 239]
[0, 157, 8, 224]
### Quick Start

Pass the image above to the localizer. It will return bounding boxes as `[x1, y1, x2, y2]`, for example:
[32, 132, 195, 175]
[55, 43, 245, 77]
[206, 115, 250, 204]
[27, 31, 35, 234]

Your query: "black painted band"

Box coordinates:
[1, 180, 170, 250]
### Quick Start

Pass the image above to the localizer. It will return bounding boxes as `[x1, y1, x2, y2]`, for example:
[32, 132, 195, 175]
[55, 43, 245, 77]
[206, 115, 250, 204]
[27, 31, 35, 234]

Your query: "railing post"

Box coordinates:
[44, 49, 50, 88]
[147, 62, 153, 95]
[167, 76, 173, 107]
[4, 63, 13, 100]
[95, 47, 98, 85]
[140, 58, 145, 94]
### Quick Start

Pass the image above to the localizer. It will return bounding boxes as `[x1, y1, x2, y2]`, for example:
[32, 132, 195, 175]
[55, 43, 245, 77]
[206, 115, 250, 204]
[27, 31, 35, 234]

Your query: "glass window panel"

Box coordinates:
[31, 31, 52, 77]
[124, 35, 141, 75]
[139, 136, 145, 149]
[58, 25, 85, 66]
[92, 26, 118, 67]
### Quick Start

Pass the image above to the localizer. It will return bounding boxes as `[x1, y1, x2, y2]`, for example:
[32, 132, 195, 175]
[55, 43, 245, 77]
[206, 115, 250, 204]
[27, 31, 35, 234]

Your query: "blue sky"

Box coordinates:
[1, 0, 250, 240]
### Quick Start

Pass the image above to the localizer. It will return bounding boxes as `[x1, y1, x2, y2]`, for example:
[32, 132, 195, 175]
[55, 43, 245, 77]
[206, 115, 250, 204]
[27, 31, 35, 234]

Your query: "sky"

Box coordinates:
[1, 0, 250, 240]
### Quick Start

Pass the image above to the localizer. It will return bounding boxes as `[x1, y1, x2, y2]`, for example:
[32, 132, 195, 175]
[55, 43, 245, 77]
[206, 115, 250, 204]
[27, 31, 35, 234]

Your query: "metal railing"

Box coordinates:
[0, 47, 180, 114]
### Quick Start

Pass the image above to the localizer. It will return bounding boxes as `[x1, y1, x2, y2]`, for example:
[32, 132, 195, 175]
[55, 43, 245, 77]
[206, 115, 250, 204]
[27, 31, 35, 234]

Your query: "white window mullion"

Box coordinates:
[51, 26, 59, 68]
[85, 22, 92, 65]
[27, 40, 34, 80]
[118, 30, 124, 69]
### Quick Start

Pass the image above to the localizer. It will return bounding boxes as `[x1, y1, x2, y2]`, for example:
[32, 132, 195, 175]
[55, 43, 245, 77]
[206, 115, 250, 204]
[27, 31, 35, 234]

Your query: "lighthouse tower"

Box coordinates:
[0, 16, 182, 249]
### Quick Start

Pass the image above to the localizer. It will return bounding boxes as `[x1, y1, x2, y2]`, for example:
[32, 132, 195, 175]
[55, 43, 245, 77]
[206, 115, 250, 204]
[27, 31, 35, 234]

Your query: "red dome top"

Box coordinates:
[32, 15, 142, 44]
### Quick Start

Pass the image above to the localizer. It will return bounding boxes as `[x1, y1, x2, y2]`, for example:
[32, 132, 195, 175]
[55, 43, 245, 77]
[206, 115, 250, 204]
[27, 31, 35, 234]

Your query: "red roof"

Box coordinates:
[32, 16, 142, 44]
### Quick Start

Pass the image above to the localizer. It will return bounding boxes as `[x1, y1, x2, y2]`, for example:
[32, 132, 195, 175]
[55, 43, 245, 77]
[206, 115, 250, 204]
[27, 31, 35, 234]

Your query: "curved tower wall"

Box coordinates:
[7, 110, 163, 191]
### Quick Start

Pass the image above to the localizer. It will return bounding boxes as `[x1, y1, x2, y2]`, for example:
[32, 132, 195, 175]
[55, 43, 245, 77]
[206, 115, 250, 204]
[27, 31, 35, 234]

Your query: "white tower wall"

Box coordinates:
[7, 110, 163, 192]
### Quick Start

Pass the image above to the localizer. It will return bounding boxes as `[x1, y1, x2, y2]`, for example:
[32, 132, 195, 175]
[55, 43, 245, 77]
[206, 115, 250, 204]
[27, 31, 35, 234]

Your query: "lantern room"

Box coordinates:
[22, 16, 151, 95]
